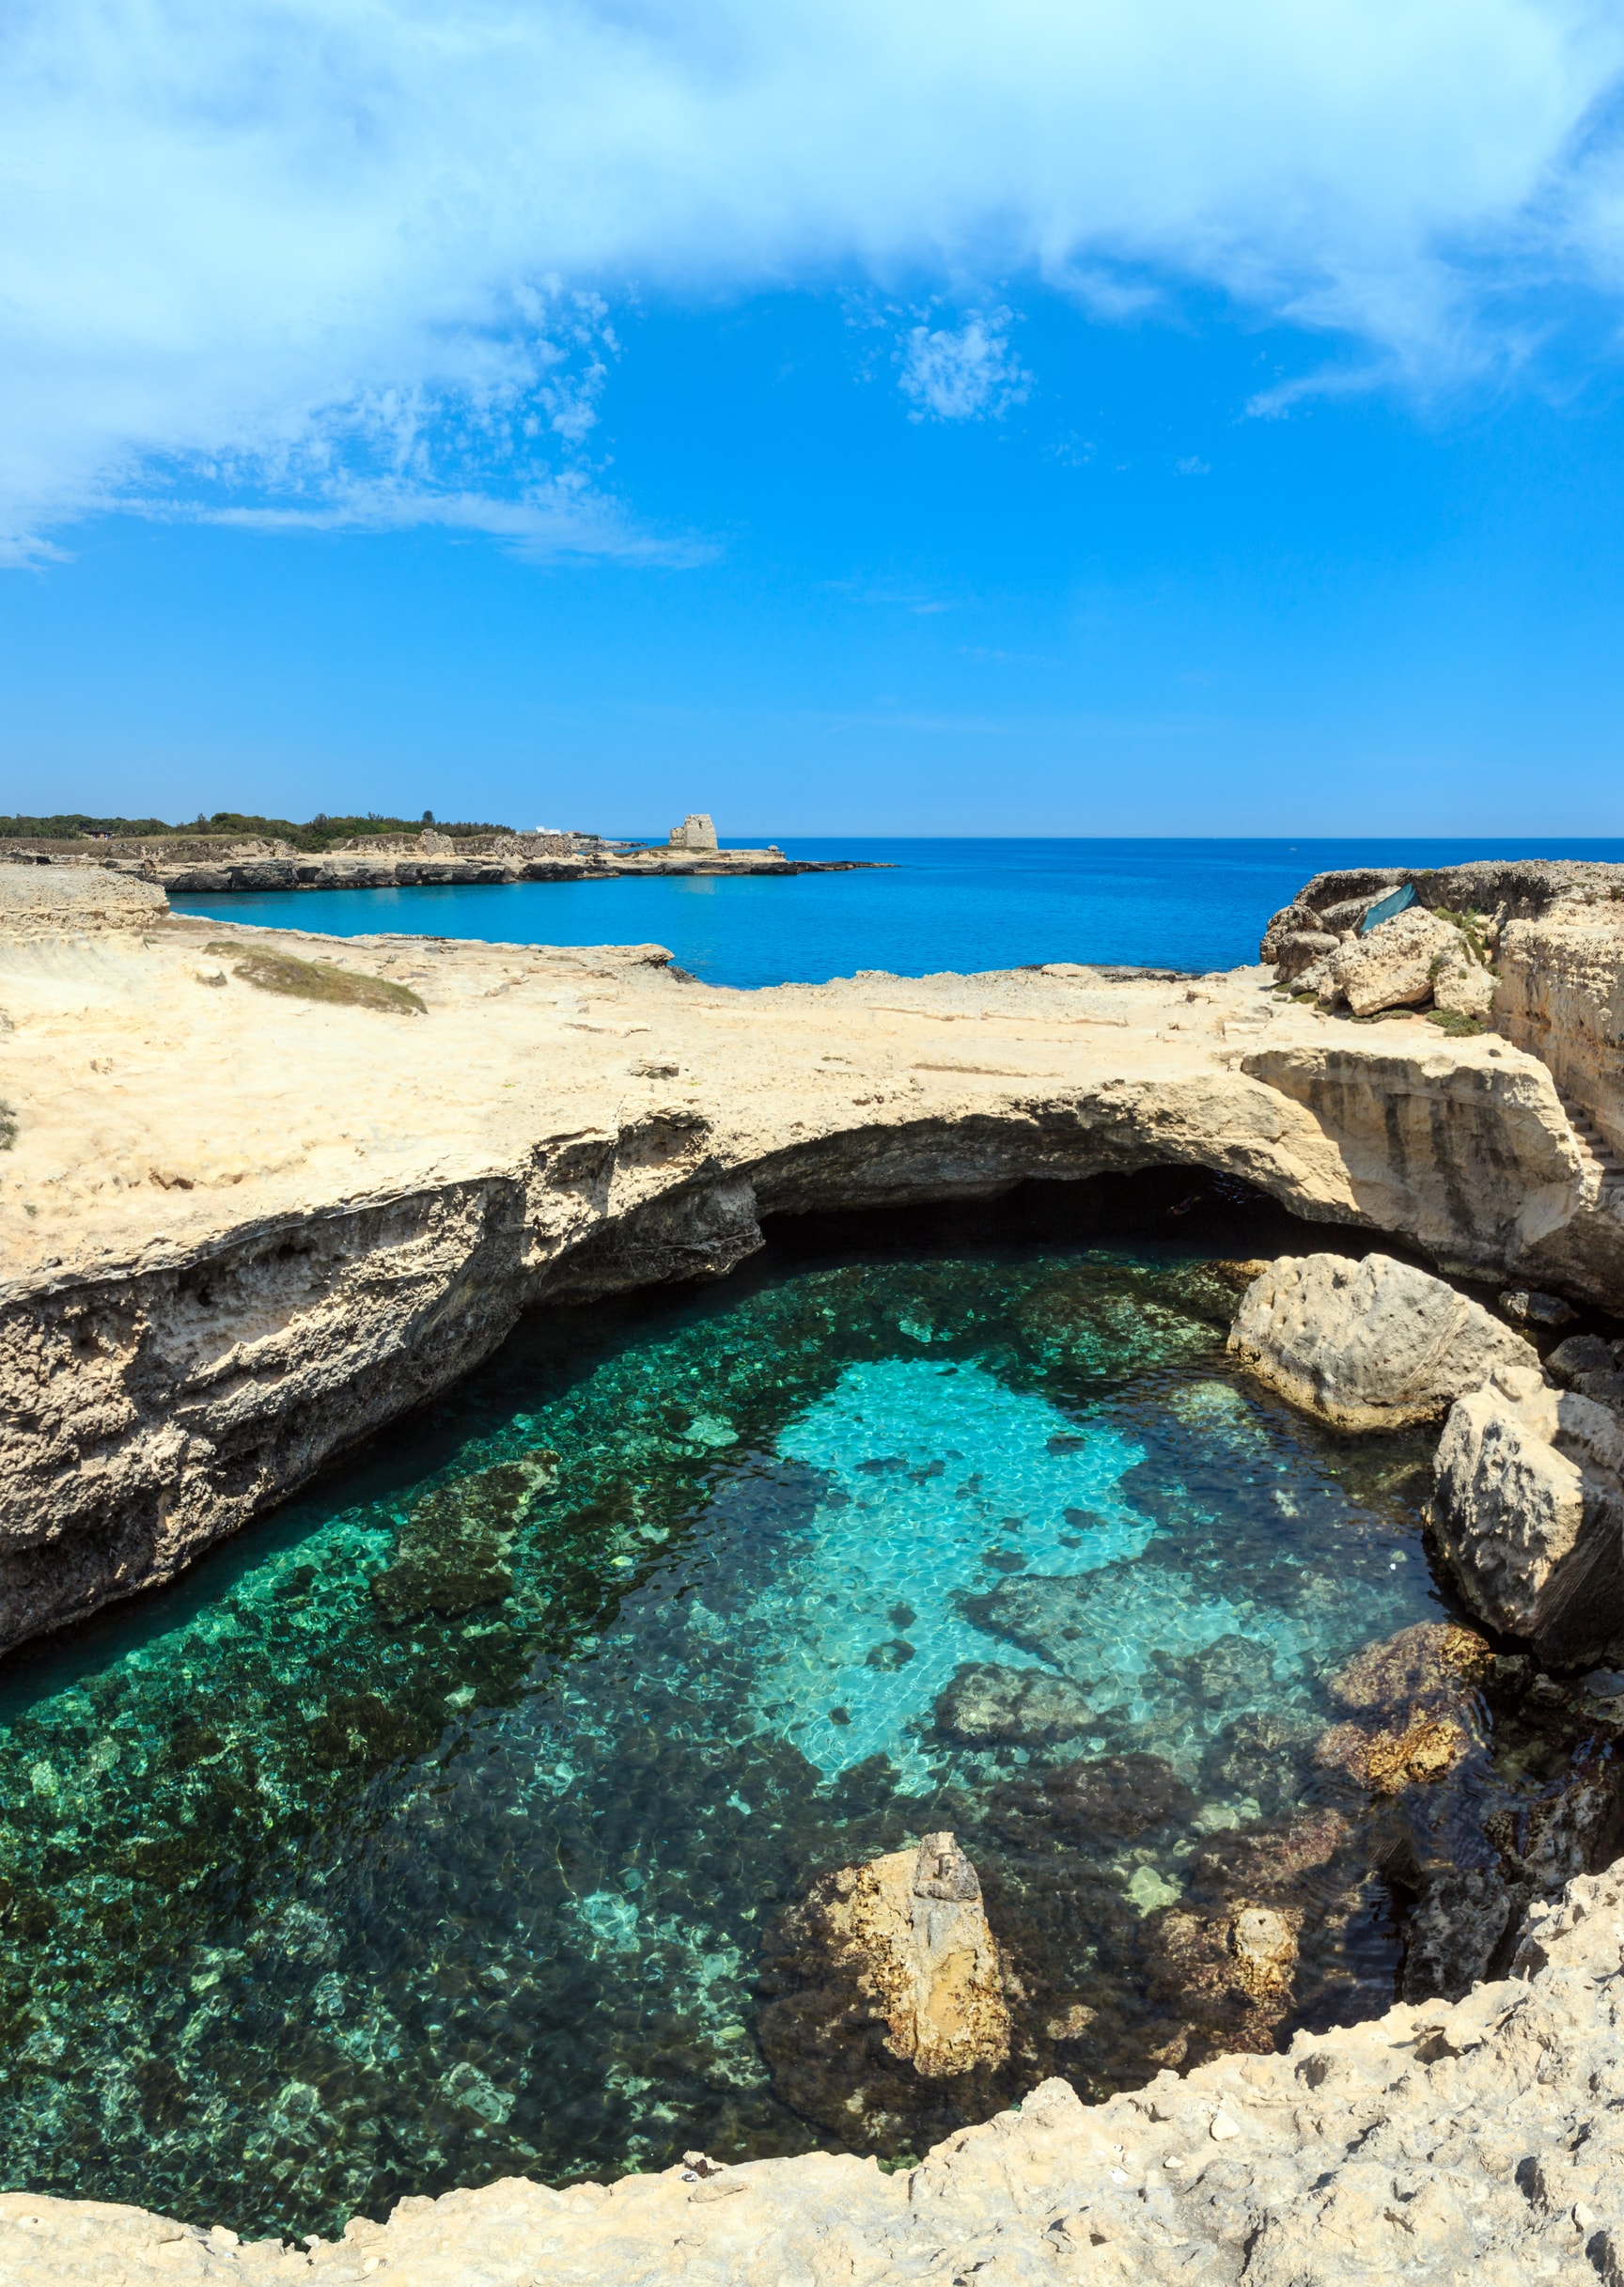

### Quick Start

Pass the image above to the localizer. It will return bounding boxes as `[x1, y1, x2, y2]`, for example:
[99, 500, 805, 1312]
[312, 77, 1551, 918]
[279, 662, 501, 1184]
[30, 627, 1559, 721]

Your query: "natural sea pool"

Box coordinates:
[0, 1186, 1586, 2240]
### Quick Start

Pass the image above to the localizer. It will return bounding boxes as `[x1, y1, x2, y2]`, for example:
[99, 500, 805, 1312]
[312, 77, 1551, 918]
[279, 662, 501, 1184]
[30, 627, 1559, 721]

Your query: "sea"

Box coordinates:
[170, 835, 1624, 989]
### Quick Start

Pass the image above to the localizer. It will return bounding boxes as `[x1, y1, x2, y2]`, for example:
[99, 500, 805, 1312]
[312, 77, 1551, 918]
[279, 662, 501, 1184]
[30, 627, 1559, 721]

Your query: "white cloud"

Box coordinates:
[899, 310, 1030, 420]
[3, 0, 1623, 560]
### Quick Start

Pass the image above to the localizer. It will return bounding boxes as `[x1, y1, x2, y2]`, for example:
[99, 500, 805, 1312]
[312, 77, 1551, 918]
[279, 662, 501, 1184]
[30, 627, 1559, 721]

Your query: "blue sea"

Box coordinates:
[171, 836, 1624, 988]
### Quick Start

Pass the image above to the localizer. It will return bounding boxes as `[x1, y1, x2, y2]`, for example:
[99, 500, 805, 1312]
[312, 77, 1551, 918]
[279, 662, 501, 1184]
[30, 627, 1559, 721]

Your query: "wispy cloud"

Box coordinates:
[126, 475, 713, 566]
[898, 309, 1031, 421]
[4, 0, 1624, 560]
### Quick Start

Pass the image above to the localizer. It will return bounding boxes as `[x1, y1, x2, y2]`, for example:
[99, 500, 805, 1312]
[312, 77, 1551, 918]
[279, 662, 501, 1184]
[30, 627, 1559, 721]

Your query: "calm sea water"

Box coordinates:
[171, 836, 1624, 990]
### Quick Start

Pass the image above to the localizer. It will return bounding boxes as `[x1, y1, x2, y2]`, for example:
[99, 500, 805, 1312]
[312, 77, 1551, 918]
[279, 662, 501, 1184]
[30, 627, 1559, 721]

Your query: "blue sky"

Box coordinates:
[5, 0, 1624, 835]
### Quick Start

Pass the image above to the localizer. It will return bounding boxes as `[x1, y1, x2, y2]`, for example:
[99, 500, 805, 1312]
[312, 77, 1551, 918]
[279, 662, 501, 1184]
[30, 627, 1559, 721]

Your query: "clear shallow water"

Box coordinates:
[170, 835, 1624, 989]
[0, 1210, 1577, 2238]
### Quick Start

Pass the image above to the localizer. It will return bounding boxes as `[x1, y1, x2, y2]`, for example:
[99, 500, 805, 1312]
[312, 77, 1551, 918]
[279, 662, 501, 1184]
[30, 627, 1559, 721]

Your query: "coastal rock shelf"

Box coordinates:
[2, 865, 1622, 1653]
[1, 838, 874, 895]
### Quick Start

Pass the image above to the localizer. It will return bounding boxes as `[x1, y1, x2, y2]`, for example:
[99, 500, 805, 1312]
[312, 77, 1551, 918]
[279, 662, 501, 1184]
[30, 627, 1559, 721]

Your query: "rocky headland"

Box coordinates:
[1, 831, 873, 896]
[4, 854, 1624, 2280]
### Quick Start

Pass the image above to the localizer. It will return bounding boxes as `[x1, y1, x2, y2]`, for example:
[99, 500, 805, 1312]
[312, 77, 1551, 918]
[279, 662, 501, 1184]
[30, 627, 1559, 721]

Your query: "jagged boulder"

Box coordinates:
[1258, 900, 1320, 963]
[757, 1833, 1013, 2150]
[1432, 1366, 1624, 1667]
[1273, 929, 1340, 984]
[1319, 906, 1463, 1015]
[816, 1833, 1010, 2080]
[1228, 1252, 1537, 1431]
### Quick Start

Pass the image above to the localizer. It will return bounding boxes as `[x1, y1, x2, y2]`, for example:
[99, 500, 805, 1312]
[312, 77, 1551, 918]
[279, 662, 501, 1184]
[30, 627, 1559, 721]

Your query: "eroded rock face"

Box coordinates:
[1496, 900, 1624, 1161]
[0, 864, 166, 935]
[1272, 929, 1338, 984]
[1227, 1251, 1536, 1431]
[1432, 1367, 1624, 1667]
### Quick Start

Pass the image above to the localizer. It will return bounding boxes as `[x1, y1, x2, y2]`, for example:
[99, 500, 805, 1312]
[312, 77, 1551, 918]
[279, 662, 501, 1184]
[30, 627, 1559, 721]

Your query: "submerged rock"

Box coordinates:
[1315, 1712, 1474, 1794]
[370, 1454, 556, 1622]
[1013, 1750, 1198, 1842]
[1313, 1621, 1491, 1799]
[933, 1662, 1096, 1746]
[1228, 1252, 1536, 1431]
[1328, 1620, 1493, 1716]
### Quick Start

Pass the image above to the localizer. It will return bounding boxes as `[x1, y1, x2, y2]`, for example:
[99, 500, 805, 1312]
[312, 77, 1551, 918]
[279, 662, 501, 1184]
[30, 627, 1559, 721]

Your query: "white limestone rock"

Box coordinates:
[1321, 905, 1461, 1015]
[1433, 1369, 1624, 1666]
[0, 864, 166, 936]
[1228, 1251, 1538, 1431]
[1433, 948, 1497, 1021]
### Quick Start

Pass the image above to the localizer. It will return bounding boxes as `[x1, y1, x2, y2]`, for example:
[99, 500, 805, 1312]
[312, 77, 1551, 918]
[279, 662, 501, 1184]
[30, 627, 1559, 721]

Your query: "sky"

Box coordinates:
[5, 0, 1624, 835]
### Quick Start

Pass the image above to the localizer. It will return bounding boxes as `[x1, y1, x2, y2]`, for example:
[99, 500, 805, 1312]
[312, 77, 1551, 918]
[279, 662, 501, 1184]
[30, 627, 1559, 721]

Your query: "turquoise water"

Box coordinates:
[0, 1211, 1578, 2239]
[169, 835, 1624, 989]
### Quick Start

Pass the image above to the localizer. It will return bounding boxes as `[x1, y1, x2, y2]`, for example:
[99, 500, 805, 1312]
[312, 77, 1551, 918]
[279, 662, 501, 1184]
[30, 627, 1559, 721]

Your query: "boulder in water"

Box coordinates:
[757, 1832, 1013, 2150]
[1228, 1252, 1536, 1431]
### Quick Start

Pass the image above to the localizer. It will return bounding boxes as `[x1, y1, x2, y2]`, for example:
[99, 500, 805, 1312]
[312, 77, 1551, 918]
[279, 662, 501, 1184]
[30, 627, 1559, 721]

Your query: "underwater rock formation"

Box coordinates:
[23, 1856, 1624, 2284]
[1312, 1620, 1491, 1795]
[1227, 1251, 1535, 1431]
[933, 1661, 1097, 1745]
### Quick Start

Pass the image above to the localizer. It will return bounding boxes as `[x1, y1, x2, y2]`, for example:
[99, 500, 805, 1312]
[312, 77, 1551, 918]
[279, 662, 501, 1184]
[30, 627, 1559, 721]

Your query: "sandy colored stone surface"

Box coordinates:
[1227, 1250, 1537, 1430]
[0, 865, 166, 935]
[1497, 900, 1624, 1161]
[7, 1854, 1624, 2283]
[3, 880, 1622, 1653]
[794, 1831, 1010, 2080]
